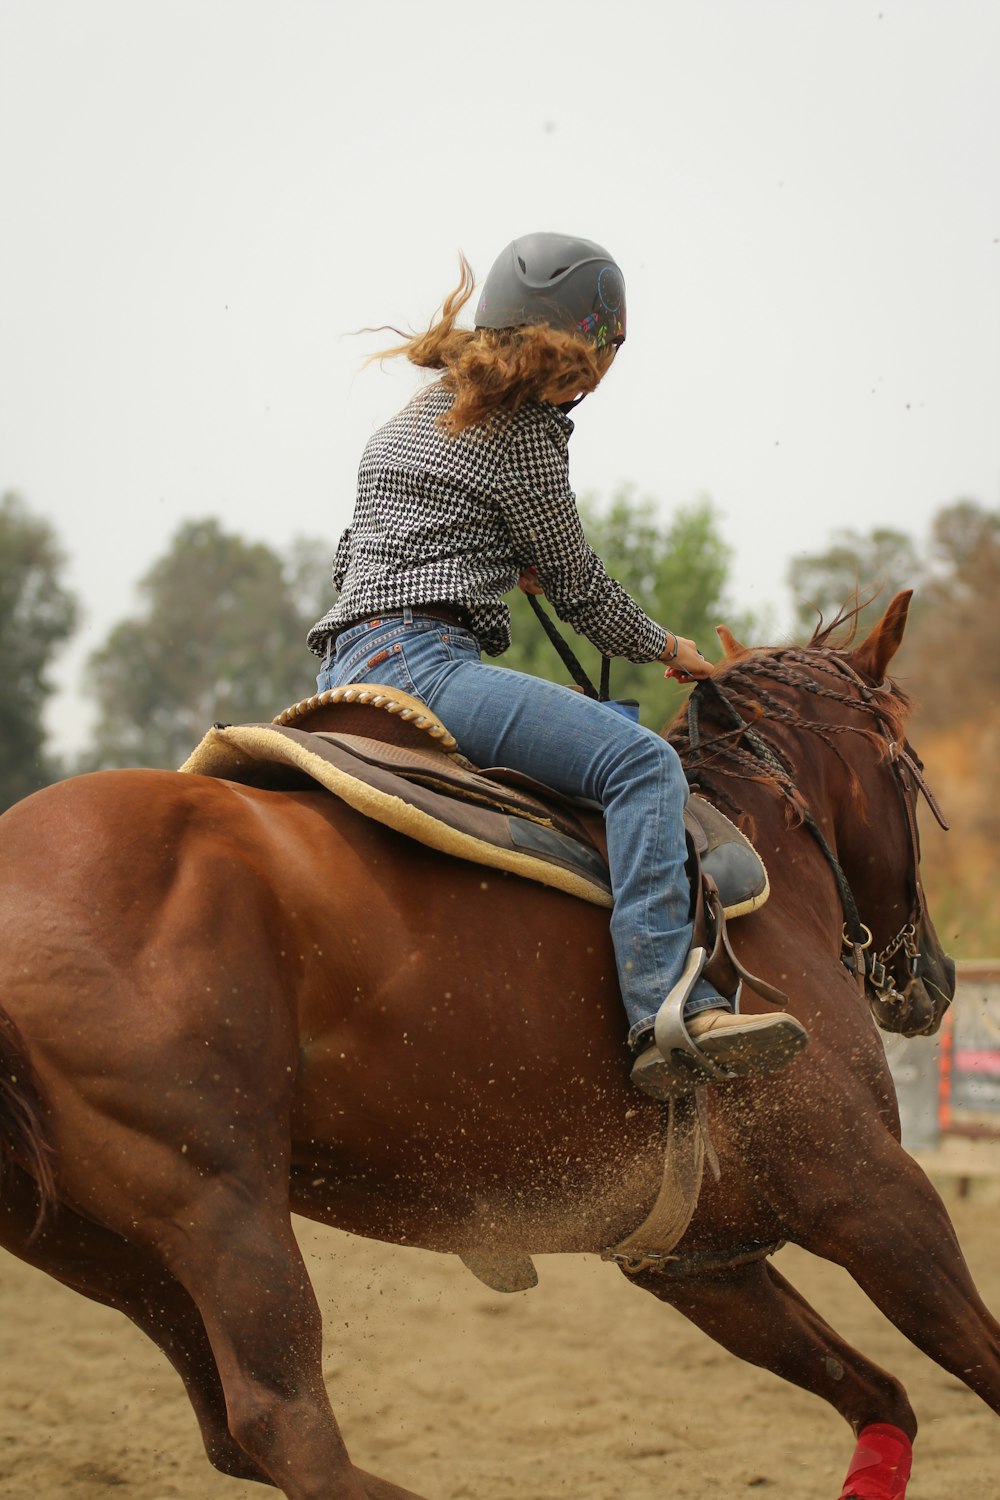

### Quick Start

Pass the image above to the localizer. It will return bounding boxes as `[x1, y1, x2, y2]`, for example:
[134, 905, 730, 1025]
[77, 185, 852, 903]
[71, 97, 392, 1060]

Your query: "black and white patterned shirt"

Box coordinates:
[308, 380, 668, 662]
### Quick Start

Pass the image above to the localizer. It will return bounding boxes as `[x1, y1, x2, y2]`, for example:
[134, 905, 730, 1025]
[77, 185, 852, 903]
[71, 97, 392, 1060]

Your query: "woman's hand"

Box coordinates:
[660, 633, 712, 683]
[517, 566, 545, 596]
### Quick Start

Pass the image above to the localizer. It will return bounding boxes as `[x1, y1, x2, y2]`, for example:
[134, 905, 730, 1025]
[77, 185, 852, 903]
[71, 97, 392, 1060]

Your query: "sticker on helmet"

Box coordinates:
[597, 266, 624, 314]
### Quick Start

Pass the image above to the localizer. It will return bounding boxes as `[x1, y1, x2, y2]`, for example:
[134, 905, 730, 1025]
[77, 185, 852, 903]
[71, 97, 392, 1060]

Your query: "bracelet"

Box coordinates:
[662, 631, 679, 662]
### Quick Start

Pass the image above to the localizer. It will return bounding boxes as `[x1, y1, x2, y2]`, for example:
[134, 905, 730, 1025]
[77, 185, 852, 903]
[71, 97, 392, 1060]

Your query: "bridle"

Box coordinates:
[822, 655, 949, 1009]
[684, 654, 949, 1016]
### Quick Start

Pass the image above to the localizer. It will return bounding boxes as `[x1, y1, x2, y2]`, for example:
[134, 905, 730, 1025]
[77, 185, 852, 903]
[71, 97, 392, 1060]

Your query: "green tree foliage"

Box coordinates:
[84, 493, 749, 766]
[85, 519, 330, 770]
[0, 493, 79, 810]
[787, 525, 922, 639]
[500, 490, 753, 729]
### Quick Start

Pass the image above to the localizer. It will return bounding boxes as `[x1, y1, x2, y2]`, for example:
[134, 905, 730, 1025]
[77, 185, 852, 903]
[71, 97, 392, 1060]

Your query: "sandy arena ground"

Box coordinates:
[1, 1178, 997, 1500]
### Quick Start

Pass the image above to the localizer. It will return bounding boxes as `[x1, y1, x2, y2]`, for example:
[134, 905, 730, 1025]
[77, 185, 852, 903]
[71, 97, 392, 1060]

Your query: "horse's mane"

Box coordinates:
[805, 591, 887, 652]
[669, 606, 911, 824]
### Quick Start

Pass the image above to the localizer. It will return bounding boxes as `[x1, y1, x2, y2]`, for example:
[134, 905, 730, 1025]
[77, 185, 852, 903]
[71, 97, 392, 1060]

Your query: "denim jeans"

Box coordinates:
[316, 608, 725, 1046]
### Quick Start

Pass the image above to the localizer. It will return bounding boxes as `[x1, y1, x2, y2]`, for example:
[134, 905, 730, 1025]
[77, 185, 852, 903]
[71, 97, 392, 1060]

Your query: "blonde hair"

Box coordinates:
[368, 256, 616, 434]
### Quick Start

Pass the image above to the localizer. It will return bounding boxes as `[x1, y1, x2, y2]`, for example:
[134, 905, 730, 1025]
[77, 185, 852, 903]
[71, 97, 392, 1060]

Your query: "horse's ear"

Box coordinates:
[850, 590, 913, 680]
[716, 623, 748, 659]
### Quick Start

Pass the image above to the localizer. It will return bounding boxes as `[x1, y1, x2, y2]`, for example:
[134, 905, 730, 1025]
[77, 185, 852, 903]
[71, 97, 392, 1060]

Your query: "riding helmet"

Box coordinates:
[474, 233, 626, 350]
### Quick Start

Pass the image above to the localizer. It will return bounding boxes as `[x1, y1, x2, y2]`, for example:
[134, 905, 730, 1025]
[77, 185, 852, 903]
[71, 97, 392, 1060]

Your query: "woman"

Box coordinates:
[308, 232, 807, 1098]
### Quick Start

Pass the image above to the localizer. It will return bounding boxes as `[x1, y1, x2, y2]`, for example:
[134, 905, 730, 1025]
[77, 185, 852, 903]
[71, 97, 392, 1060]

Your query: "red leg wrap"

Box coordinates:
[838, 1424, 913, 1500]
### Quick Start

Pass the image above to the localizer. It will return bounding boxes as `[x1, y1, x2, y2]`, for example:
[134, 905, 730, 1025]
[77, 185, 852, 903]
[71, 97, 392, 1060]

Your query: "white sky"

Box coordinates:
[2, 0, 998, 754]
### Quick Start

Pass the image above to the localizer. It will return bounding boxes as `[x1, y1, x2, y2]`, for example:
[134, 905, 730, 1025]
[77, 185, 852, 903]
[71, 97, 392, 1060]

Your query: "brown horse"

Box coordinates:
[0, 591, 995, 1500]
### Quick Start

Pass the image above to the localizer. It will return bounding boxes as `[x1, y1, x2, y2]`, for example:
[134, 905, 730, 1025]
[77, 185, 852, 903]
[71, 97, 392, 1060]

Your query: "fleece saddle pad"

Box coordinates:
[179, 684, 768, 914]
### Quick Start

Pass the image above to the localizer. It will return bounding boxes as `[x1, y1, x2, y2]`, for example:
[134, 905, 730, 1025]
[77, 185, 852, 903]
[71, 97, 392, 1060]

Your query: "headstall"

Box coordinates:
[687, 658, 949, 1016]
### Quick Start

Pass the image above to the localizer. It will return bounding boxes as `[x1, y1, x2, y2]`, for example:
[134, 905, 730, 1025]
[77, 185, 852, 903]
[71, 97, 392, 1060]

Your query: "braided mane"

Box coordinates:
[669, 625, 911, 823]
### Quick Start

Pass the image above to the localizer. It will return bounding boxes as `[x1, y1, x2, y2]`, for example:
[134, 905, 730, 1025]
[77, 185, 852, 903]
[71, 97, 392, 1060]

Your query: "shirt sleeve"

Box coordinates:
[496, 411, 668, 664]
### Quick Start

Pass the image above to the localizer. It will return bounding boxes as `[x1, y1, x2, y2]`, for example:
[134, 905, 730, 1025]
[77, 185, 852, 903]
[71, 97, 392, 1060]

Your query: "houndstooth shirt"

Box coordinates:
[307, 380, 668, 662]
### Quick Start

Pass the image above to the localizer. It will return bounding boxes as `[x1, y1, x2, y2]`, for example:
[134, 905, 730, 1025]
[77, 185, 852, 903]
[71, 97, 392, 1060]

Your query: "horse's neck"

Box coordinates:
[702, 719, 856, 912]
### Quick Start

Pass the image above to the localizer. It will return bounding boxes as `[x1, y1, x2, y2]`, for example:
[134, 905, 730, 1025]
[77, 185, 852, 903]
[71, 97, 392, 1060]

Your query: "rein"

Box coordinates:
[687, 677, 869, 944]
[683, 657, 945, 1014]
[526, 594, 612, 701]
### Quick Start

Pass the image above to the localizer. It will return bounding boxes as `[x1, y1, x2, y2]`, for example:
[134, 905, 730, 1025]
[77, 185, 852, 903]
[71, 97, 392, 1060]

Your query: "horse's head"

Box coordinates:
[839, 592, 956, 1035]
[685, 591, 956, 1038]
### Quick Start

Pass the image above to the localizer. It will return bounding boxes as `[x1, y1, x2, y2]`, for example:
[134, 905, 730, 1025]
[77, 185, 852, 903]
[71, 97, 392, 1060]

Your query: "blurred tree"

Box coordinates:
[85, 519, 330, 770]
[903, 502, 1000, 957]
[0, 493, 79, 810]
[787, 526, 923, 639]
[765, 499, 1000, 955]
[904, 499, 1000, 726]
[500, 490, 756, 729]
[82, 495, 756, 764]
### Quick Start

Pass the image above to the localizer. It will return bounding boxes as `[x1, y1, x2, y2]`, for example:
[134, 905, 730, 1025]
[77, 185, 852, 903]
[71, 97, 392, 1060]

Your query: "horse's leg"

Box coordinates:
[8, 1160, 427, 1500]
[626, 1256, 917, 1443]
[0, 1164, 271, 1484]
[138, 1179, 427, 1500]
[789, 1136, 1000, 1414]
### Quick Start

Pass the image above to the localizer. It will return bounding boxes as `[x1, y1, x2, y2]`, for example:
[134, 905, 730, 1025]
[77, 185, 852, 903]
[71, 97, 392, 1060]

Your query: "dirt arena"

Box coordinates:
[1, 1179, 997, 1500]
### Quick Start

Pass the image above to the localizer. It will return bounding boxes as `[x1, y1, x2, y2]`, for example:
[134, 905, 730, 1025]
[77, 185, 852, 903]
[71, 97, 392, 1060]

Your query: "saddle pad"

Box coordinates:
[180, 722, 614, 907]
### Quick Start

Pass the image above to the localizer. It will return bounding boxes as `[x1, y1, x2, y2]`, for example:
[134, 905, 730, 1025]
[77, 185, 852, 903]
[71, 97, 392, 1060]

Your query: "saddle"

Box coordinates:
[180, 684, 771, 927]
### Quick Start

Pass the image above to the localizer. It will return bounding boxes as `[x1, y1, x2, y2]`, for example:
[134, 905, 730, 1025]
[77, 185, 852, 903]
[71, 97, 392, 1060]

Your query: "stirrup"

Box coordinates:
[652, 948, 742, 1086]
[630, 948, 738, 1100]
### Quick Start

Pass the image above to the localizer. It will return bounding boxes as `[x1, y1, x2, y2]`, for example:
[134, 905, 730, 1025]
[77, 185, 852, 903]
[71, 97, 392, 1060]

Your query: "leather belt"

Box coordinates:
[329, 603, 471, 643]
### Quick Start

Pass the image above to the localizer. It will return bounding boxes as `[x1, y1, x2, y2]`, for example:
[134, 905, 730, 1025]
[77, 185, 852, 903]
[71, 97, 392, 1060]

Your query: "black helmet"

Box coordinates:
[475, 232, 626, 350]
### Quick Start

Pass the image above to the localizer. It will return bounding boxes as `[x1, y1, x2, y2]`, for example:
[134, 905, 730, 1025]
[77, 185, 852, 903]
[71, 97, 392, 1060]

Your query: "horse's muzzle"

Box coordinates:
[871, 921, 956, 1038]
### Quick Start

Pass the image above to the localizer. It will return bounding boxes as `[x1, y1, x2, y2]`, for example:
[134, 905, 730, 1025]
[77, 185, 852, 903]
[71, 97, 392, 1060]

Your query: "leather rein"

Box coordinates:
[686, 657, 949, 1014]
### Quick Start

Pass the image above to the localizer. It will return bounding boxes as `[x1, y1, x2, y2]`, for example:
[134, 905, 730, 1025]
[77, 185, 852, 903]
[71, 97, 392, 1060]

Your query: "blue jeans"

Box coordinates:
[317, 608, 726, 1046]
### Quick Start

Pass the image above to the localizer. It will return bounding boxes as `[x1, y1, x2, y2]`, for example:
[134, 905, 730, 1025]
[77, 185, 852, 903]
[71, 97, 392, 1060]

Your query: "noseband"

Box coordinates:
[685, 655, 948, 1017]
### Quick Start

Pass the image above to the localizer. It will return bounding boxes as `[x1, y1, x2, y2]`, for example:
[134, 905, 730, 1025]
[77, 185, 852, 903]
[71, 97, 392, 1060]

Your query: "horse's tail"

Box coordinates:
[0, 1007, 57, 1233]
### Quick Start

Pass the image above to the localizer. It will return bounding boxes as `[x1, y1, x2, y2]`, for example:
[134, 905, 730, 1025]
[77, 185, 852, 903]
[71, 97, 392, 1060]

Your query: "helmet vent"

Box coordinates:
[517, 256, 527, 273]
[550, 266, 570, 279]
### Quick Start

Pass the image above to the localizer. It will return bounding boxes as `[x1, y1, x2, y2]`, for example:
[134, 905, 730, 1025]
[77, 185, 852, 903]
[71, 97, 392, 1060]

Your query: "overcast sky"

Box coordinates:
[2, 1, 998, 754]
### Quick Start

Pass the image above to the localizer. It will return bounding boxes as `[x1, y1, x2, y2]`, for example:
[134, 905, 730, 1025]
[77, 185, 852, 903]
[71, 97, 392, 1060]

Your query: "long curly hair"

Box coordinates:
[367, 256, 617, 434]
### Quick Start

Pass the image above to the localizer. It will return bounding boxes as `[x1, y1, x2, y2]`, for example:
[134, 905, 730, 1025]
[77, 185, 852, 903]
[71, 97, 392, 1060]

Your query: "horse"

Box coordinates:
[0, 590, 994, 1500]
